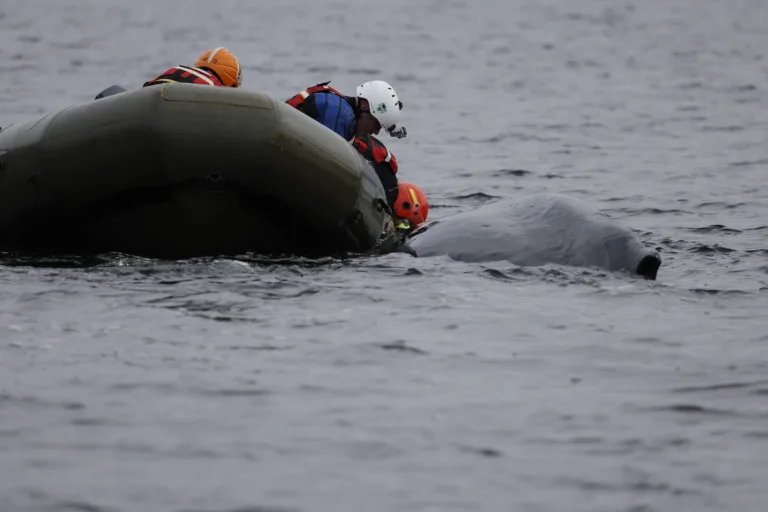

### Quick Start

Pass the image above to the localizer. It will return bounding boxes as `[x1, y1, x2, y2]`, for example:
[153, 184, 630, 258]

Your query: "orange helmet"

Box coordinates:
[195, 47, 242, 88]
[394, 181, 429, 228]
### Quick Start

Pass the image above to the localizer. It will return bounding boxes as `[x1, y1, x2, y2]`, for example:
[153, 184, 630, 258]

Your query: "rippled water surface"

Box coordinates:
[2, 0, 768, 511]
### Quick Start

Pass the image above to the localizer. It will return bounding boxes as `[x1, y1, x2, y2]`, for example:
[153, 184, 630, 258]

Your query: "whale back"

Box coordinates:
[408, 193, 660, 278]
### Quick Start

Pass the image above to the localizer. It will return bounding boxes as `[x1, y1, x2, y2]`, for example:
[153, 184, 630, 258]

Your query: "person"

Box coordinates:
[143, 47, 242, 88]
[393, 181, 429, 231]
[286, 80, 406, 210]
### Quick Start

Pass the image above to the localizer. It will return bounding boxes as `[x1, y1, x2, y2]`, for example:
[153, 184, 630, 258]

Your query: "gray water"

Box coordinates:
[2, 0, 768, 511]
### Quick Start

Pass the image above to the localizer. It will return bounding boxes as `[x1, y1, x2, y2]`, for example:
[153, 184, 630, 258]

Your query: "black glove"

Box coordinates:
[389, 126, 407, 139]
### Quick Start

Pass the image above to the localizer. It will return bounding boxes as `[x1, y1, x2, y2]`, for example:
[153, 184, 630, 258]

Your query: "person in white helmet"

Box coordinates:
[286, 80, 407, 211]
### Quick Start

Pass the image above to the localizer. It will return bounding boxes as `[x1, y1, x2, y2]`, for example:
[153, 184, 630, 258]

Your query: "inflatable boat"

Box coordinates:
[0, 84, 392, 258]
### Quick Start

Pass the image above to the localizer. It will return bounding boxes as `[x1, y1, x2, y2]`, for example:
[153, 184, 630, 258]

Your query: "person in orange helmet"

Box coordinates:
[393, 181, 429, 233]
[143, 47, 242, 88]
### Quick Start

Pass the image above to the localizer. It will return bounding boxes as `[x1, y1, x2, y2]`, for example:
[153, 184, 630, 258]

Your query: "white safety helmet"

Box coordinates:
[356, 80, 407, 139]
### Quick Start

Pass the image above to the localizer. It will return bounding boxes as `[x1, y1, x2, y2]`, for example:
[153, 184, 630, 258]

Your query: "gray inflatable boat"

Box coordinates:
[0, 83, 391, 258]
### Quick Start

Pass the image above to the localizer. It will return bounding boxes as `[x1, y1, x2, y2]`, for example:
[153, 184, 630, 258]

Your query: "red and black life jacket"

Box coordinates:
[352, 135, 398, 175]
[353, 134, 400, 209]
[143, 65, 225, 88]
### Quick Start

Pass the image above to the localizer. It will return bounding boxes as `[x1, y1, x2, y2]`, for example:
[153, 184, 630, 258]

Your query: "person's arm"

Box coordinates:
[373, 163, 399, 210]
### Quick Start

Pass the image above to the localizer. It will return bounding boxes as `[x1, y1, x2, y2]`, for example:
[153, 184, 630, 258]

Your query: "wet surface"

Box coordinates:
[2, 0, 768, 510]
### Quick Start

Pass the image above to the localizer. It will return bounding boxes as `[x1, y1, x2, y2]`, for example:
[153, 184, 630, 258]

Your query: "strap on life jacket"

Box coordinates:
[286, 81, 348, 108]
[143, 66, 223, 87]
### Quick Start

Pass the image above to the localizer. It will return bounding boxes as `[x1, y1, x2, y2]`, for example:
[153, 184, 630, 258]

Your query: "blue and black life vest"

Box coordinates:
[286, 82, 357, 141]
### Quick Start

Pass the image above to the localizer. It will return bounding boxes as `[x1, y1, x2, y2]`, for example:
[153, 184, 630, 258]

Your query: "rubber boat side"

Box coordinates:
[0, 83, 390, 257]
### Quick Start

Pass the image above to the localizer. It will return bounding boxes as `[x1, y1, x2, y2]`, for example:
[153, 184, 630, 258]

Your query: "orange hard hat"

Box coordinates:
[195, 47, 242, 87]
[394, 181, 429, 228]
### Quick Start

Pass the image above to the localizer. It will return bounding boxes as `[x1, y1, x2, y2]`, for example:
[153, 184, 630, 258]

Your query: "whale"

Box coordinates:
[407, 193, 661, 279]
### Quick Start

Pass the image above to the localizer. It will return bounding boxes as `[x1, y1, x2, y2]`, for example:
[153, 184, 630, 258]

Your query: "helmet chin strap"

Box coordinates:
[388, 126, 407, 139]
